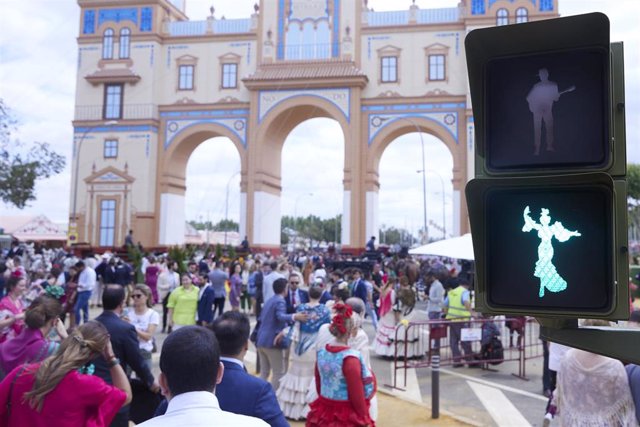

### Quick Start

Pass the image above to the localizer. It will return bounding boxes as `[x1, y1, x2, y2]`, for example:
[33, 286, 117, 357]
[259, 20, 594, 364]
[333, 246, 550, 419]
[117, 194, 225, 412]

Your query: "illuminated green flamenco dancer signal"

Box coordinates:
[522, 206, 581, 298]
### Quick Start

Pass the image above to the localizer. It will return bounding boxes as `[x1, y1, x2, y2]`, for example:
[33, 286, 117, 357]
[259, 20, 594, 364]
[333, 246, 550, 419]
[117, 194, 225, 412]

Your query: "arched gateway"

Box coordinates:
[70, 0, 558, 250]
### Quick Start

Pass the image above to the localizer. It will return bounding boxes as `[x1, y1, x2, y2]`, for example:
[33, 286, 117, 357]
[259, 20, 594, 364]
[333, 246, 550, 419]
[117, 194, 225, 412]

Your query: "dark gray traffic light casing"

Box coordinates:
[465, 13, 628, 320]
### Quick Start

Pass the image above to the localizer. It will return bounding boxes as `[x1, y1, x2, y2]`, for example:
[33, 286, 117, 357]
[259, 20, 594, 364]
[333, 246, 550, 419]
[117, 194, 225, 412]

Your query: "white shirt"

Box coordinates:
[137, 391, 268, 427]
[126, 308, 160, 352]
[77, 267, 96, 292]
[262, 271, 284, 303]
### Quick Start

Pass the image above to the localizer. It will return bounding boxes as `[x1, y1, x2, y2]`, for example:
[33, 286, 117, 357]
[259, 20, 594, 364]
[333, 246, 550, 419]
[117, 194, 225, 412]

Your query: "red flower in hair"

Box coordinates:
[331, 303, 353, 335]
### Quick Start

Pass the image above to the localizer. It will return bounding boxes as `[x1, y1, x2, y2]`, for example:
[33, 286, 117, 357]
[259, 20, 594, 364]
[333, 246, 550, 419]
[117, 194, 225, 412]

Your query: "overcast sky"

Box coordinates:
[1, 0, 638, 240]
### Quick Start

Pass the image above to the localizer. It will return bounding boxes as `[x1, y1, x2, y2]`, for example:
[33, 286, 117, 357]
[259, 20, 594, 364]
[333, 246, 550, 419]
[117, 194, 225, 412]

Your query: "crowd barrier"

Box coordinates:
[389, 316, 543, 390]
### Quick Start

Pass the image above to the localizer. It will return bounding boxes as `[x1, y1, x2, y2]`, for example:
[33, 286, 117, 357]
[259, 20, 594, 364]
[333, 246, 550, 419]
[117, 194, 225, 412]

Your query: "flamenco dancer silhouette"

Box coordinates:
[522, 206, 581, 297]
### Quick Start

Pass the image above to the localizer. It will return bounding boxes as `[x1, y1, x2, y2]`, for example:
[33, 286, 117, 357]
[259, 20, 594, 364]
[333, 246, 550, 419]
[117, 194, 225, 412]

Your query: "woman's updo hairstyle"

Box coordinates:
[329, 303, 354, 338]
[25, 295, 63, 329]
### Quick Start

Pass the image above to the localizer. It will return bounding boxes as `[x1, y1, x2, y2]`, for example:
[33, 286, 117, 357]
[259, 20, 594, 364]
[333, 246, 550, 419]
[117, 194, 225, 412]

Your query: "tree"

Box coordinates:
[213, 219, 239, 232]
[0, 99, 66, 208]
[628, 164, 640, 247]
[629, 164, 640, 201]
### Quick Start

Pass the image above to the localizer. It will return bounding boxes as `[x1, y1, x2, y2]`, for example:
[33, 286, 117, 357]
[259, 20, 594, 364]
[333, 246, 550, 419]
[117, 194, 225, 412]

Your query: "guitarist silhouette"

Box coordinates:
[526, 68, 575, 156]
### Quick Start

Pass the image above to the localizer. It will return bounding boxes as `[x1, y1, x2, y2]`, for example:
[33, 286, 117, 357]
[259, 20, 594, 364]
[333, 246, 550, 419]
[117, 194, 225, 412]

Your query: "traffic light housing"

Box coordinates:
[465, 13, 628, 319]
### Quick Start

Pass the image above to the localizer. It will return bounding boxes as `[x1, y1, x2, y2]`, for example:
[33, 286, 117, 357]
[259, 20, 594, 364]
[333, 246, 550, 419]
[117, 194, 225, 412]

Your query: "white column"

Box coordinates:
[453, 190, 461, 237]
[365, 191, 379, 243]
[159, 193, 185, 245]
[239, 192, 247, 240]
[253, 191, 280, 246]
[341, 190, 351, 245]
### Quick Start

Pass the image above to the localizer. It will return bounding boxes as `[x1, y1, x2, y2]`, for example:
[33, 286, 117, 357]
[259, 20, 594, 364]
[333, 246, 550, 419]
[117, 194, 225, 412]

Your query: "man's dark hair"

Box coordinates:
[210, 311, 250, 356]
[102, 285, 125, 310]
[273, 277, 288, 295]
[269, 261, 278, 271]
[75, 261, 85, 269]
[160, 326, 220, 396]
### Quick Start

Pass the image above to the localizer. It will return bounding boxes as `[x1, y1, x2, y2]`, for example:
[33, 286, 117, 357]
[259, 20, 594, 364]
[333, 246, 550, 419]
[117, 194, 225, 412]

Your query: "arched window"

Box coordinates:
[119, 28, 131, 59]
[102, 28, 114, 59]
[496, 9, 509, 26]
[516, 8, 528, 24]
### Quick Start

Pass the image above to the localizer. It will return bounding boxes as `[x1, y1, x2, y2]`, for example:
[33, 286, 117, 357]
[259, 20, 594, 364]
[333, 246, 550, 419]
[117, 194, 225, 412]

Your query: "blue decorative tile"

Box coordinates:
[98, 8, 138, 27]
[83, 10, 96, 34]
[540, 0, 554, 11]
[472, 0, 485, 15]
[140, 7, 153, 32]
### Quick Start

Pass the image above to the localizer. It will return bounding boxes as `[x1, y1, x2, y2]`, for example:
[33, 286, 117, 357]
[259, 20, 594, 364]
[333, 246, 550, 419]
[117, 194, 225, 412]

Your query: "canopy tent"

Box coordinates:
[0, 215, 67, 242]
[409, 233, 475, 260]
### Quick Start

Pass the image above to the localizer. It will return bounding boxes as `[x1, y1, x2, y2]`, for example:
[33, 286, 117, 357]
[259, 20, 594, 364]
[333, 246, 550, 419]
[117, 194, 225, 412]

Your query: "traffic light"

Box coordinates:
[465, 13, 628, 319]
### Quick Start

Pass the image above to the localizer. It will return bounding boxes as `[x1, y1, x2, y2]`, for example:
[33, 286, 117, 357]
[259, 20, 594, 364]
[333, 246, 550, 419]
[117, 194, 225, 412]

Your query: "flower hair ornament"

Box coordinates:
[330, 303, 353, 335]
[72, 335, 88, 348]
[45, 286, 65, 300]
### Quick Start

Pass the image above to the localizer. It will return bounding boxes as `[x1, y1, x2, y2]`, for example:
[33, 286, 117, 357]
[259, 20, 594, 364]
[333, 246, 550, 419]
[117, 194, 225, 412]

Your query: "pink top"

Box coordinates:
[0, 363, 126, 427]
[0, 296, 25, 344]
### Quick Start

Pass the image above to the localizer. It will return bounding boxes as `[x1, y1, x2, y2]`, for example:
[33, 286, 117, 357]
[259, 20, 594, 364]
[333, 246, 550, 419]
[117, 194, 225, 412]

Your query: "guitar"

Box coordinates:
[558, 85, 576, 97]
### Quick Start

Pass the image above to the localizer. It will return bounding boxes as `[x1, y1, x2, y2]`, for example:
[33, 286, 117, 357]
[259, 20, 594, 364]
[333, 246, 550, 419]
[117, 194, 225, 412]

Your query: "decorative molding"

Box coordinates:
[424, 89, 451, 96]
[172, 97, 198, 105]
[258, 88, 350, 123]
[85, 166, 135, 184]
[366, 111, 459, 145]
[215, 96, 242, 104]
[375, 90, 401, 98]
[163, 110, 249, 150]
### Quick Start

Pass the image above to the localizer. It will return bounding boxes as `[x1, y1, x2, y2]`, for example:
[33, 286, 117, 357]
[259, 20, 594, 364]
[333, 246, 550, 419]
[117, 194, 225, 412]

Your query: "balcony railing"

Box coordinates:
[74, 104, 159, 121]
[281, 43, 336, 61]
[168, 18, 252, 36]
[365, 7, 459, 26]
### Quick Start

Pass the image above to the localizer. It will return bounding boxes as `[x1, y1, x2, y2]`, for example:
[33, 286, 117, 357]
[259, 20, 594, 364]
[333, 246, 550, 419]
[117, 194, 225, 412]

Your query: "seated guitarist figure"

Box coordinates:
[526, 68, 575, 156]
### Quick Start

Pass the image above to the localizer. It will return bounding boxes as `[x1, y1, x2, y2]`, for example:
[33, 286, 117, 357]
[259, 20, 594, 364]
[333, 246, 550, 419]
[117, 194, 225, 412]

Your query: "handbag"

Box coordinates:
[278, 326, 294, 349]
[481, 336, 504, 365]
[249, 320, 261, 344]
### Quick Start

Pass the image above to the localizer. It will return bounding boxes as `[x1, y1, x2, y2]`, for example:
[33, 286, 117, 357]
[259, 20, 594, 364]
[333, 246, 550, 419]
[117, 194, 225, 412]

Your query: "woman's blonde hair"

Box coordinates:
[24, 321, 109, 411]
[133, 283, 154, 308]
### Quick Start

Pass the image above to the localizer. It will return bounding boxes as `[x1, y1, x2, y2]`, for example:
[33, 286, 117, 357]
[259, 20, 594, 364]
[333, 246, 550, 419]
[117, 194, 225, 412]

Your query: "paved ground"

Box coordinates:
[90, 303, 550, 426]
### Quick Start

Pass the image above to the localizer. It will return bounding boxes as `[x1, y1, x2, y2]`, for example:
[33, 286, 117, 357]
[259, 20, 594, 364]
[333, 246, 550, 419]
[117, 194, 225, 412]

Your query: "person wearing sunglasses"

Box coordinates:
[125, 284, 159, 370]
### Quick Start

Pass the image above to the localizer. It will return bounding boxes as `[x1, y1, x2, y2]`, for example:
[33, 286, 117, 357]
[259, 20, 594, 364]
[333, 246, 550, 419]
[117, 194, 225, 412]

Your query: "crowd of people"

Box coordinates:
[1, 240, 640, 426]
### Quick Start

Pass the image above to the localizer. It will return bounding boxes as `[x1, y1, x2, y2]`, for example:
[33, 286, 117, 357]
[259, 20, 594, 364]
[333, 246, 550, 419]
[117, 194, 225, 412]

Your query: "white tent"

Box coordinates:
[409, 233, 475, 260]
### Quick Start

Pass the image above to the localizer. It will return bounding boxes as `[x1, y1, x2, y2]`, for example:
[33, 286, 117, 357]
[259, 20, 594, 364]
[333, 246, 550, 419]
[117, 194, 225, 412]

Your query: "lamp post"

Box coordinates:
[224, 170, 241, 246]
[71, 120, 118, 240]
[397, 117, 428, 244]
[426, 169, 447, 240]
[294, 192, 313, 247]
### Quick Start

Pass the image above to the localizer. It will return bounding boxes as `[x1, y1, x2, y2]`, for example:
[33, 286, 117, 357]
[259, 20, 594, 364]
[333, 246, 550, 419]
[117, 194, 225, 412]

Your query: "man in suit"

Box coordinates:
[284, 272, 309, 314]
[95, 285, 160, 427]
[196, 273, 216, 326]
[257, 278, 307, 390]
[211, 311, 288, 427]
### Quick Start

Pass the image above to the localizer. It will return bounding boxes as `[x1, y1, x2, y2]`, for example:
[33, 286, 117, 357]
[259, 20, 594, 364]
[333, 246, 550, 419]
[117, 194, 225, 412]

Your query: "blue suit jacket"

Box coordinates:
[257, 295, 293, 349]
[285, 289, 309, 314]
[218, 360, 289, 427]
[197, 285, 216, 325]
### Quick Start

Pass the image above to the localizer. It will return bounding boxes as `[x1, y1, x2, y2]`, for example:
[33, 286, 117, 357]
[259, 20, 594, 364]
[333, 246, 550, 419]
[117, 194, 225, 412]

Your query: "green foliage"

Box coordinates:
[227, 245, 236, 260]
[0, 99, 66, 208]
[281, 214, 341, 244]
[215, 244, 223, 260]
[629, 164, 640, 201]
[379, 225, 416, 245]
[213, 219, 239, 232]
[126, 244, 145, 283]
[168, 246, 188, 274]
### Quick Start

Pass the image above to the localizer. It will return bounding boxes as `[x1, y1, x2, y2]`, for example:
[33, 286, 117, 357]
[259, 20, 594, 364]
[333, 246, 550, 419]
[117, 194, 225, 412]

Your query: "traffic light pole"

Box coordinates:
[539, 318, 640, 364]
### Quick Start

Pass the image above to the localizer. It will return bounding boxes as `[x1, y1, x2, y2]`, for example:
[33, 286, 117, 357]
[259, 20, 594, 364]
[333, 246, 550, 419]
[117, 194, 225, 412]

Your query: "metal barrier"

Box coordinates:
[389, 316, 543, 390]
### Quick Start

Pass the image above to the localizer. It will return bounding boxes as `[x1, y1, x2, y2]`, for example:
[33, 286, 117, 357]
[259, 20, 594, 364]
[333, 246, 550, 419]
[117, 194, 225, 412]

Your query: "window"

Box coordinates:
[496, 9, 509, 26]
[222, 63, 237, 89]
[119, 28, 131, 59]
[103, 84, 123, 119]
[178, 65, 194, 90]
[99, 199, 116, 246]
[428, 55, 445, 81]
[102, 28, 114, 59]
[516, 8, 528, 24]
[381, 56, 397, 83]
[104, 140, 118, 158]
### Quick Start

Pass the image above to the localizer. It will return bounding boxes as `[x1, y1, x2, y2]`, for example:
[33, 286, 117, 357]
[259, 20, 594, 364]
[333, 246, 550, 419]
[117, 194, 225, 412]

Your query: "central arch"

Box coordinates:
[367, 115, 468, 240]
[249, 95, 351, 250]
[156, 122, 247, 245]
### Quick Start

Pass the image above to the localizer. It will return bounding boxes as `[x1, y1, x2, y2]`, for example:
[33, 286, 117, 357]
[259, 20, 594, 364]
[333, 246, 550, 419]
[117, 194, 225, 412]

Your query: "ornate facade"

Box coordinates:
[71, 0, 559, 250]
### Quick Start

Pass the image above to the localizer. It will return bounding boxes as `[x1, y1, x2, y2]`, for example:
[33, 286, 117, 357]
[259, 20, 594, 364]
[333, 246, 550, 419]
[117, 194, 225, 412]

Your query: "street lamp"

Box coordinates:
[71, 120, 118, 239]
[419, 169, 447, 240]
[224, 170, 241, 245]
[397, 117, 428, 244]
[294, 192, 313, 247]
